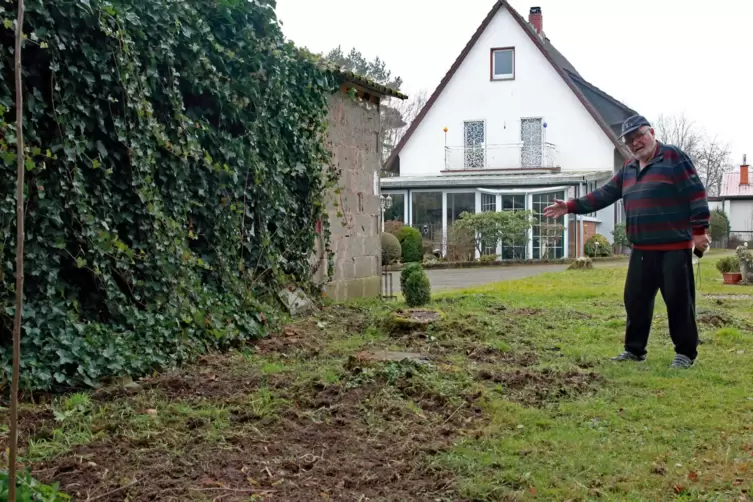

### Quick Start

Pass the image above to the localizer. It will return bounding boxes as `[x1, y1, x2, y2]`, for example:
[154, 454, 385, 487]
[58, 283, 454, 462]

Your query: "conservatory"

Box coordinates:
[380, 170, 616, 261]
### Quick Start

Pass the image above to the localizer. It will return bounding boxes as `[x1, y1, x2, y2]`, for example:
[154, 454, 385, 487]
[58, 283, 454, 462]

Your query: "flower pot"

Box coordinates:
[722, 272, 742, 285]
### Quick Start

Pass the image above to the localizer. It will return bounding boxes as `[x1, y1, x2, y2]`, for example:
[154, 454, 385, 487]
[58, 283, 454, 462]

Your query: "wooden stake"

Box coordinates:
[9, 0, 26, 498]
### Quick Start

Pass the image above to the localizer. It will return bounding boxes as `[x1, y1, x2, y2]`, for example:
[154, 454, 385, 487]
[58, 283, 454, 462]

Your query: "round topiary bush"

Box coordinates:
[585, 234, 612, 257]
[381, 232, 402, 265]
[400, 262, 424, 292]
[395, 226, 423, 263]
[404, 269, 431, 307]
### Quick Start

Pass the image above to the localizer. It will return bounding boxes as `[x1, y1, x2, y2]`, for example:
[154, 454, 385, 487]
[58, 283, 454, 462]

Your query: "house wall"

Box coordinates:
[728, 199, 753, 233]
[398, 6, 615, 177]
[312, 92, 382, 301]
[595, 205, 615, 243]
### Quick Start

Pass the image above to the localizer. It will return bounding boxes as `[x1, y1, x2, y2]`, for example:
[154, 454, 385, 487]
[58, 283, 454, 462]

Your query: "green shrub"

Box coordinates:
[611, 223, 631, 249]
[381, 233, 402, 265]
[404, 269, 431, 307]
[0, 0, 339, 391]
[709, 209, 730, 242]
[400, 263, 423, 292]
[585, 234, 612, 257]
[716, 255, 740, 274]
[0, 469, 70, 501]
[395, 226, 423, 263]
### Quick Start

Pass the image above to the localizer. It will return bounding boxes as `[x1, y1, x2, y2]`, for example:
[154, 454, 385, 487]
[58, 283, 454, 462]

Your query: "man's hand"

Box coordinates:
[693, 233, 711, 253]
[543, 199, 569, 219]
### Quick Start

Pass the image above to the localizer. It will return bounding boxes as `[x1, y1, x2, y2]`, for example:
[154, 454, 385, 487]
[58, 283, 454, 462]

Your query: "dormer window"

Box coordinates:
[490, 47, 515, 80]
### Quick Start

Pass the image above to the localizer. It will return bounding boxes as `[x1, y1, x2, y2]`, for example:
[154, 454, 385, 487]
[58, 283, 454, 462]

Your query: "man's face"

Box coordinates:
[623, 126, 656, 159]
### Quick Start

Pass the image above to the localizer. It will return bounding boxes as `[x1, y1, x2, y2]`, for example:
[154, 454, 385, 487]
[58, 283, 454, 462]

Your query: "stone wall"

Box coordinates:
[312, 91, 383, 301]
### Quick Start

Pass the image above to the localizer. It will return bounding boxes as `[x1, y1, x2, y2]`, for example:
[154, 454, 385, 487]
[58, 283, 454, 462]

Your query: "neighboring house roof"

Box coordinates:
[720, 172, 753, 198]
[383, 0, 636, 173]
[381, 170, 612, 190]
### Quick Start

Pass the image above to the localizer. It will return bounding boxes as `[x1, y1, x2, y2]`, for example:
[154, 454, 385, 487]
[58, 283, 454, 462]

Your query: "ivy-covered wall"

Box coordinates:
[0, 0, 341, 391]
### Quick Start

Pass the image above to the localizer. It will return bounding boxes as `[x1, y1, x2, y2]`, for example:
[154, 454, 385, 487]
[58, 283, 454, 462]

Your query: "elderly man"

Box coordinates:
[544, 115, 711, 369]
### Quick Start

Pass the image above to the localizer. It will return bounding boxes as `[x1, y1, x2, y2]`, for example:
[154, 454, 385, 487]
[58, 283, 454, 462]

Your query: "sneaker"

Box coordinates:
[611, 351, 645, 362]
[671, 354, 695, 369]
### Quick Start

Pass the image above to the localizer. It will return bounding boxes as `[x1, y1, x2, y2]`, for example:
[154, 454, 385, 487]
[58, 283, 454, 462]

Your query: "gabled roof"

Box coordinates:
[383, 0, 636, 172]
[720, 171, 753, 198]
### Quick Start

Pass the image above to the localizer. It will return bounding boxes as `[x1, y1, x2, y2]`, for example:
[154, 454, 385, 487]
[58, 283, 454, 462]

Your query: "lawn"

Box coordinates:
[3, 253, 753, 501]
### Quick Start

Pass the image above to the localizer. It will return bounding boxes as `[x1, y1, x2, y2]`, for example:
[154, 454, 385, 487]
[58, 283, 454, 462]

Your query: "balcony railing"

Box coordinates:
[444, 142, 558, 171]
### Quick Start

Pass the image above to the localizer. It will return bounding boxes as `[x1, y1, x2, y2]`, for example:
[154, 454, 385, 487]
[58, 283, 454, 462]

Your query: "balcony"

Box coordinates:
[444, 142, 558, 171]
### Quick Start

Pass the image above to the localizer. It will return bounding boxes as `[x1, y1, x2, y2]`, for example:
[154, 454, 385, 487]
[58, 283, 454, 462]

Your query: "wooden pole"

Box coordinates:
[9, 0, 26, 498]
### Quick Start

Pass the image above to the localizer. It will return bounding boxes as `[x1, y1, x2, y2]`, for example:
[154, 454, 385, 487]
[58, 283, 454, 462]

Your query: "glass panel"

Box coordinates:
[521, 118, 543, 167]
[532, 191, 566, 260]
[412, 192, 443, 255]
[383, 193, 404, 222]
[446, 193, 476, 225]
[464, 121, 485, 168]
[481, 193, 496, 212]
[445, 192, 477, 261]
[501, 194, 525, 211]
[500, 194, 528, 260]
[494, 50, 513, 76]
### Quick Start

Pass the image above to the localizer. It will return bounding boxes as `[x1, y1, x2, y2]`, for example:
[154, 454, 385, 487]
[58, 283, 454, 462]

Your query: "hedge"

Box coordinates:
[0, 0, 339, 391]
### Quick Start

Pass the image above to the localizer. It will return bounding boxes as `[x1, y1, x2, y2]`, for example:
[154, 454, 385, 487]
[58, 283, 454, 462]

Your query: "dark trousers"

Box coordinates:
[624, 248, 699, 360]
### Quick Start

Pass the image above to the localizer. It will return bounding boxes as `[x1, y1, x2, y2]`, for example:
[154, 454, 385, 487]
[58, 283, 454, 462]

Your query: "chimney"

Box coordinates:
[529, 7, 543, 35]
[741, 154, 749, 186]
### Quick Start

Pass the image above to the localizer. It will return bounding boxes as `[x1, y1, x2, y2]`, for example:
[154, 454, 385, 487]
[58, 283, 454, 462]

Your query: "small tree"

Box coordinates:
[454, 211, 533, 258]
[612, 223, 631, 252]
[537, 219, 565, 260]
[394, 226, 423, 263]
[709, 209, 730, 244]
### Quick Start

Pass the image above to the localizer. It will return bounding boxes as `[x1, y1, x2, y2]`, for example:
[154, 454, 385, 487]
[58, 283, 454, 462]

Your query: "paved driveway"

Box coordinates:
[388, 261, 628, 293]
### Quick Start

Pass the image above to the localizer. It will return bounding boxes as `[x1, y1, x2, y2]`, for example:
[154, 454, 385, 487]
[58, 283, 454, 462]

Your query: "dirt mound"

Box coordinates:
[468, 347, 539, 367]
[32, 360, 482, 501]
[476, 368, 601, 407]
[697, 311, 732, 328]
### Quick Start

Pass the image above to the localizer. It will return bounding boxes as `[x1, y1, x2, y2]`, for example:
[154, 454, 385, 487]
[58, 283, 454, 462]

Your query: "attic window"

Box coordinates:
[491, 48, 515, 80]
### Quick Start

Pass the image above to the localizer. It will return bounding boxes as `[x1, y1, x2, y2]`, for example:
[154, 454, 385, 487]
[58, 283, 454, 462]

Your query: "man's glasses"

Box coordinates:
[622, 128, 650, 145]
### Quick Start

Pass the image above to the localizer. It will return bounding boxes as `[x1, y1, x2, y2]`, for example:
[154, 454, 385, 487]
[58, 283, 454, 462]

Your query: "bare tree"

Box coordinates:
[381, 89, 428, 162]
[695, 137, 733, 197]
[653, 113, 734, 196]
[653, 113, 702, 158]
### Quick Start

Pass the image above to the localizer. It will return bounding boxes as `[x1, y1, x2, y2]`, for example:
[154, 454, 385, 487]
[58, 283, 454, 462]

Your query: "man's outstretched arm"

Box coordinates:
[566, 171, 624, 215]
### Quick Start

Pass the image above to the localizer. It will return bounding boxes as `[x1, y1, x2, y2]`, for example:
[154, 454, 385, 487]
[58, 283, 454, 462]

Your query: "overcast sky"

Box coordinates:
[276, 0, 752, 165]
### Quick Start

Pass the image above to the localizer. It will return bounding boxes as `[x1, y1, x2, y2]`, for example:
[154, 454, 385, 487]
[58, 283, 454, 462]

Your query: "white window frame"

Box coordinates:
[491, 48, 515, 81]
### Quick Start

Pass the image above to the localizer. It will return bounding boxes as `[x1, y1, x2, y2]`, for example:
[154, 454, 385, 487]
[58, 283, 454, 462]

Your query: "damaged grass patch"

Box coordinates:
[5, 305, 486, 502]
[4, 256, 753, 502]
[476, 368, 602, 407]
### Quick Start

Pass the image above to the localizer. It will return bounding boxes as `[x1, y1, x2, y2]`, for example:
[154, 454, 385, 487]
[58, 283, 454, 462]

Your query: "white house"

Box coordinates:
[715, 157, 753, 246]
[380, 2, 639, 260]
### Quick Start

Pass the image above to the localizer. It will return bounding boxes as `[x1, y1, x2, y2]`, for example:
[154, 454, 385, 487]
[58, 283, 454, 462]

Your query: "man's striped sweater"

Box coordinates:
[566, 142, 710, 251]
